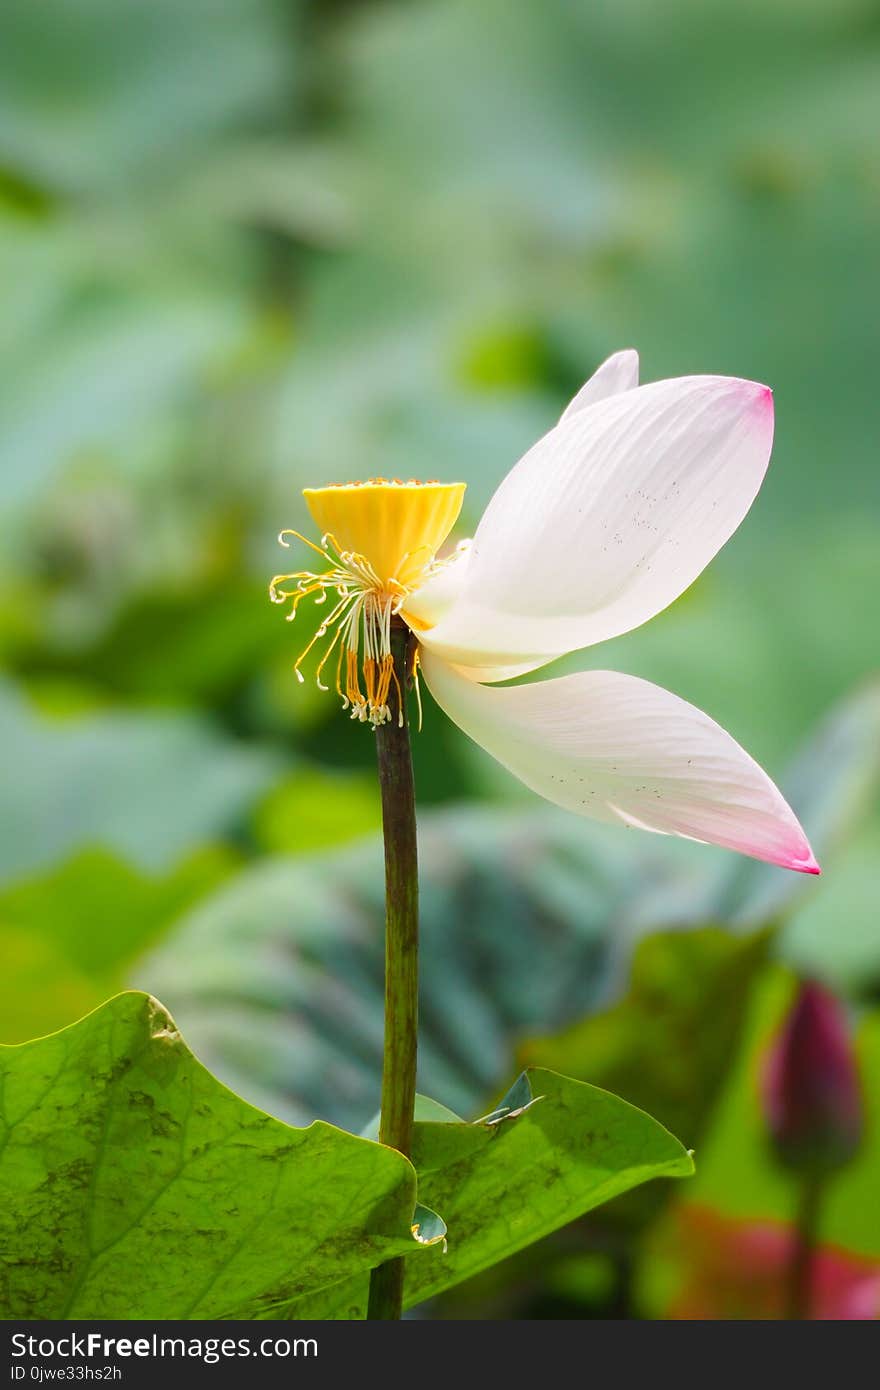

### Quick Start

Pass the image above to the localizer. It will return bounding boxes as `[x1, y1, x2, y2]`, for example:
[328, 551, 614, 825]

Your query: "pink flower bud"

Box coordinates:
[763, 981, 862, 1175]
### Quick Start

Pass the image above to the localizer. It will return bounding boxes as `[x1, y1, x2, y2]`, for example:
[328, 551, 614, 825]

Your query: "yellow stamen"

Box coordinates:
[345, 648, 364, 712]
[270, 479, 465, 728]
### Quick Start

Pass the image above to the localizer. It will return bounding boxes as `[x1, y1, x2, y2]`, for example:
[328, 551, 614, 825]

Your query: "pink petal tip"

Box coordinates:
[789, 849, 821, 876]
[743, 380, 773, 412]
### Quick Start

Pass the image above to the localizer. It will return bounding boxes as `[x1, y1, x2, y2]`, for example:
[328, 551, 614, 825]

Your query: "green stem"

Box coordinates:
[785, 1177, 822, 1320]
[367, 619, 419, 1321]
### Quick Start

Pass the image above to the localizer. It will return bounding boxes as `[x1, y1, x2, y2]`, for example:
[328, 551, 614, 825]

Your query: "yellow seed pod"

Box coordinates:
[303, 479, 466, 590]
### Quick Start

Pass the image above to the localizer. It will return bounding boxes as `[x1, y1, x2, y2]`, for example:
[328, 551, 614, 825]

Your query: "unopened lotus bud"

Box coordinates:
[763, 981, 862, 1176]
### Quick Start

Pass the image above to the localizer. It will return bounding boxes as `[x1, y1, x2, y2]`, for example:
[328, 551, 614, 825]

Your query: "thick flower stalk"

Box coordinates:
[272, 349, 818, 876]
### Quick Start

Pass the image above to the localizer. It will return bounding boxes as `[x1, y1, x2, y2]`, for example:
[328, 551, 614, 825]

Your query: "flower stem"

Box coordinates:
[785, 1177, 823, 1319]
[367, 618, 419, 1321]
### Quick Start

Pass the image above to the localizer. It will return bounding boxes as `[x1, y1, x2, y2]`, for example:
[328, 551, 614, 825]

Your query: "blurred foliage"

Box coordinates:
[0, 847, 235, 1043]
[656, 967, 880, 1260]
[638, 965, 880, 1316]
[135, 683, 880, 1141]
[139, 808, 644, 1128]
[520, 927, 771, 1163]
[643, 1202, 880, 1319]
[0, 679, 281, 882]
[0, 0, 878, 1320]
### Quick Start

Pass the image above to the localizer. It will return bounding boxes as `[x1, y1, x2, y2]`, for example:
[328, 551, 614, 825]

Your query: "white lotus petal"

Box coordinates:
[421, 653, 818, 873]
[418, 375, 774, 675]
[403, 542, 470, 631]
[406, 547, 537, 681]
[559, 348, 639, 420]
[406, 550, 541, 682]
[406, 348, 635, 666]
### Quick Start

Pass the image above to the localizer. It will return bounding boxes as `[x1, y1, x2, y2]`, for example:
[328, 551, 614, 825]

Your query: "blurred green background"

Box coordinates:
[1, 0, 878, 1318]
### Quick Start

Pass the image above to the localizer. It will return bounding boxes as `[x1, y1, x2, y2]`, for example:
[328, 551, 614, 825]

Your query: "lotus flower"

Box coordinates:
[271, 350, 818, 873]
